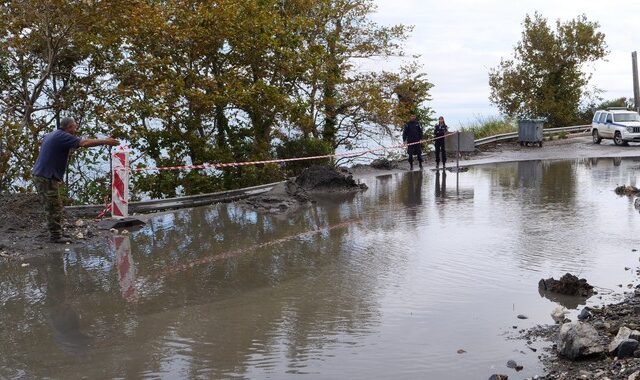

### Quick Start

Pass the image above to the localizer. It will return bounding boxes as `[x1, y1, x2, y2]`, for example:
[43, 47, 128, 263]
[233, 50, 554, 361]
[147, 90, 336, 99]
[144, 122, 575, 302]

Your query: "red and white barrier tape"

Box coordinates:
[131, 132, 457, 173]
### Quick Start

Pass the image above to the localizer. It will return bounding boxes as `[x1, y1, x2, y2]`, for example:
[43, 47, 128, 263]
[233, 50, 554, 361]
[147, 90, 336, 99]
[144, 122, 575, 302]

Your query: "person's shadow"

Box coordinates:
[435, 170, 447, 198]
[46, 255, 93, 357]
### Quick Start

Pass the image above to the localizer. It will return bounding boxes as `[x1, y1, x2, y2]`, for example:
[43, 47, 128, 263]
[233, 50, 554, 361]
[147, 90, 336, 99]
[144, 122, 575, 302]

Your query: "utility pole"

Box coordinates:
[633, 51, 640, 112]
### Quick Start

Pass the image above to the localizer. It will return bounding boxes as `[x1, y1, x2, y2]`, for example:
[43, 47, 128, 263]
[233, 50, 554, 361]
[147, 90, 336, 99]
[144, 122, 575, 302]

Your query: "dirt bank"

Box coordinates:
[0, 193, 110, 261]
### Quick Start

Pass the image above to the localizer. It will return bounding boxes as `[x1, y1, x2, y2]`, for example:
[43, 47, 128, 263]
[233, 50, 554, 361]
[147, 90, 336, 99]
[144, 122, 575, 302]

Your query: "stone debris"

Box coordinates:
[539, 273, 595, 297]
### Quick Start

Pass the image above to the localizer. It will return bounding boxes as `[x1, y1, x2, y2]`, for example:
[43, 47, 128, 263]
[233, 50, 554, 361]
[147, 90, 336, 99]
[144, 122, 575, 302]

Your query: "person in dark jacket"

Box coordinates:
[402, 114, 423, 170]
[434, 116, 448, 168]
[32, 117, 119, 243]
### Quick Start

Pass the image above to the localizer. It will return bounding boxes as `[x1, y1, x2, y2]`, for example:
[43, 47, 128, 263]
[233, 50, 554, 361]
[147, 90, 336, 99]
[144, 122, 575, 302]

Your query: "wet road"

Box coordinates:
[2, 157, 640, 379]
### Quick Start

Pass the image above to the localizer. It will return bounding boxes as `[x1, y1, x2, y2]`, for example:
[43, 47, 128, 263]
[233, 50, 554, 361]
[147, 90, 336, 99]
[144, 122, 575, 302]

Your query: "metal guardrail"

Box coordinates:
[474, 125, 591, 146]
[67, 181, 283, 216]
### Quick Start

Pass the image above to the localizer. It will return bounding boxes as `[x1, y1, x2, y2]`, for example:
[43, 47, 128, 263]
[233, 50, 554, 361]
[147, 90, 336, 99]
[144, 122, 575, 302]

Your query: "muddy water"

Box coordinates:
[3, 158, 640, 379]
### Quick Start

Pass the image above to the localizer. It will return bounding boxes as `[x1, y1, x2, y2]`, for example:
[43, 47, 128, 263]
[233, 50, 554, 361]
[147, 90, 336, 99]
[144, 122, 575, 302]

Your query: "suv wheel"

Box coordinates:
[614, 131, 625, 146]
[592, 130, 601, 144]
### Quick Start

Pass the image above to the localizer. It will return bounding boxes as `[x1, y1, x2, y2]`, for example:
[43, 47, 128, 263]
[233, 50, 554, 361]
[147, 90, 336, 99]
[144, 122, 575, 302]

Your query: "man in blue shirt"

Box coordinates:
[32, 117, 119, 243]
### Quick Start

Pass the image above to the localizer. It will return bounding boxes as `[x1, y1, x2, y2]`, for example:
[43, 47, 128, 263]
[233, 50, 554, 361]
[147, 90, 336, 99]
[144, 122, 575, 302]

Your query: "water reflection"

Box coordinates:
[435, 170, 446, 198]
[538, 287, 588, 310]
[46, 255, 93, 357]
[3, 158, 640, 379]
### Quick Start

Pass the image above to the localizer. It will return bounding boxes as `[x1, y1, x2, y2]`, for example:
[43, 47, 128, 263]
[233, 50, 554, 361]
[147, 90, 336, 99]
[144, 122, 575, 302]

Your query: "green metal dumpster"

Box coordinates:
[517, 119, 545, 147]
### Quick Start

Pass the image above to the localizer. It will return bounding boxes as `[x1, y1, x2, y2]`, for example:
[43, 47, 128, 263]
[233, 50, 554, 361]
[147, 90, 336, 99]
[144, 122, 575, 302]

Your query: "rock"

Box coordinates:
[457, 349, 466, 354]
[20, 263, 29, 267]
[615, 185, 640, 195]
[629, 371, 640, 380]
[539, 273, 594, 297]
[551, 306, 568, 324]
[517, 314, 528, 320]
[577, 308, 592, 321]
[609, 326, 632, 354]
[506, 360, 524, 371]
[75, 219, 85, 227]
[488, 375, 508, 380]
[109, 228, 118, 233]
[75, 232, 84, 239]
[617, 339, 639, 359]
[557, 321, 606, 360]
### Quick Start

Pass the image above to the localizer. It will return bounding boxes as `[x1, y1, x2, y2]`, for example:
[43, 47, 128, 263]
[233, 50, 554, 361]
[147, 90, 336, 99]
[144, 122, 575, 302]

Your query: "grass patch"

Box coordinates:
[459, 116, 516, 139]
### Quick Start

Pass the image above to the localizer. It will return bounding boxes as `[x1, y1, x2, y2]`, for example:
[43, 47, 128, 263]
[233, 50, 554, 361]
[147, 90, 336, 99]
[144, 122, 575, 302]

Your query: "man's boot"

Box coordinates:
[419, 162, 423, 170]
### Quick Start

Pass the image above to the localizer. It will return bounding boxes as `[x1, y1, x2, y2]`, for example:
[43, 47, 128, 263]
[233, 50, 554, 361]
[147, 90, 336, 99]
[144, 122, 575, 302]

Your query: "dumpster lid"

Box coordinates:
[517, 117, 547, 123]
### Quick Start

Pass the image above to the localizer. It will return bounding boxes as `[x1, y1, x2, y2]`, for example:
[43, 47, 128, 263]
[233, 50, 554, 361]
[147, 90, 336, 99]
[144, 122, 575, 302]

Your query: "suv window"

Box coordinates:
[606, 114, 613, 123]
[613, 113, 640, 122]
[599, 113, 608, 123]
[593, 112, 601, 122]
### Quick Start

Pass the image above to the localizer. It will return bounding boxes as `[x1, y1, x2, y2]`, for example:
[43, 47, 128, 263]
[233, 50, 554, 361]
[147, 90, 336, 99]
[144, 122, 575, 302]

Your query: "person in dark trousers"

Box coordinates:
[434, 116, 448, 169]
[32, 117, 119, 243]
[402, 114, 423, 170]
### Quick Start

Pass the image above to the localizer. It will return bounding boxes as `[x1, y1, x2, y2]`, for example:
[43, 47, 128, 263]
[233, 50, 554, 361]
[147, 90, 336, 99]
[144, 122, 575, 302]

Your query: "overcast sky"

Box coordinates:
[370, 0, 640, 128]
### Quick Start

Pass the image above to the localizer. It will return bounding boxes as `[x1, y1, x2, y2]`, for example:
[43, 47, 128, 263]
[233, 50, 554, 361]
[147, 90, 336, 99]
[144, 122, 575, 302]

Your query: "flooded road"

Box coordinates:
[3, 158, 640, 379]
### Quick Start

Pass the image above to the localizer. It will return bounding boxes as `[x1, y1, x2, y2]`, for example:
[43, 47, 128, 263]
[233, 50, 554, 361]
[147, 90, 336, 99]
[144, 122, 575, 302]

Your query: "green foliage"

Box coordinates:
[460, 116, 516, 139]
[276, 138, 333, 176]
[1, 0, 433, 202]
[489, 13, 608, 127]
[577, 97, 634, 124]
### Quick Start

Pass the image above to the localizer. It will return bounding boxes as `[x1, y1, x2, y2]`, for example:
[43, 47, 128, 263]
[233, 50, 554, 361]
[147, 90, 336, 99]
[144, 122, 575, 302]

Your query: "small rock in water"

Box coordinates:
[489, 375, 508, 380]
[577, 308, 592, 321]
[457, 349, 466, 354]
[633, 249, 638, 252]
[506, 360, 523, 371]
[517, 314, 528, 320]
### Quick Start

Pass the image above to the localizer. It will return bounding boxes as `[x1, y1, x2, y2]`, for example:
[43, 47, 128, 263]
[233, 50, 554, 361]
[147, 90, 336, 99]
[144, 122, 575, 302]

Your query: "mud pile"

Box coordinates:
[538, 273, 595, 297]
[243, 166, 367, 213]
[0, 193, 46, 232]
[295, 165, 368, 192]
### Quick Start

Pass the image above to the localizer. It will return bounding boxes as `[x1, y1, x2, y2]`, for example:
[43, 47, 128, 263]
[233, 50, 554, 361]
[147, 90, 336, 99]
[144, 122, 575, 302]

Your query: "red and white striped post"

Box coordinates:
[111, 148, 129, 219]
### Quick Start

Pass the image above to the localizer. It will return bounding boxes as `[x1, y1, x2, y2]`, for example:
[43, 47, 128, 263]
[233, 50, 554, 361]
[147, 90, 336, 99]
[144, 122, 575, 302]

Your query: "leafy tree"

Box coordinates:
[1, 0, 433, 201]
[489, 13, 607, 127]
[577, 96, 634, 124]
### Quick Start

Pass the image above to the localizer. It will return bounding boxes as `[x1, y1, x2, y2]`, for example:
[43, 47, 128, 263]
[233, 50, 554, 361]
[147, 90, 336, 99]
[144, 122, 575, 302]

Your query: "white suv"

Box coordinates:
[591, 109, 640, 145]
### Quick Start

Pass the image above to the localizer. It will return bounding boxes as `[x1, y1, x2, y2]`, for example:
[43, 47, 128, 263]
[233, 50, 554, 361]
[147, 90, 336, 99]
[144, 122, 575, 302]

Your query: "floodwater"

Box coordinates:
[3, 158, 640, 379]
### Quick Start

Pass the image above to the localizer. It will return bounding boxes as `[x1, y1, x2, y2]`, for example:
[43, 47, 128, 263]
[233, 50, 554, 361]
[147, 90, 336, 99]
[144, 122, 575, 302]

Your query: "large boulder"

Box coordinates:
[557, 321, 606, 360]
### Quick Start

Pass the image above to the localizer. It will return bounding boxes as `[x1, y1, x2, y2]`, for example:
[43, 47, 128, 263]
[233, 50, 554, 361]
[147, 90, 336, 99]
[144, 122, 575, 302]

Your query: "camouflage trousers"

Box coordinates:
[33, 176, 64, 239]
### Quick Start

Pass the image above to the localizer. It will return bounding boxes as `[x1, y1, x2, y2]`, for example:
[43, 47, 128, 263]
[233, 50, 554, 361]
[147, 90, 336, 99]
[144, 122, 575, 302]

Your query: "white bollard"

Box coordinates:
[111, 148, 129, 219]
